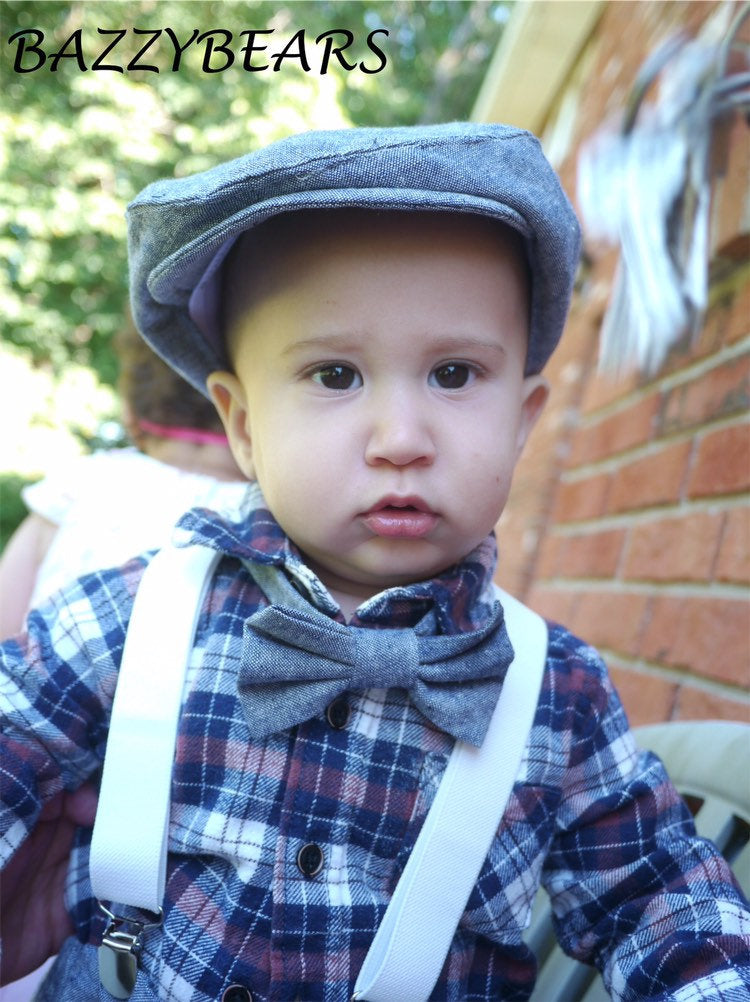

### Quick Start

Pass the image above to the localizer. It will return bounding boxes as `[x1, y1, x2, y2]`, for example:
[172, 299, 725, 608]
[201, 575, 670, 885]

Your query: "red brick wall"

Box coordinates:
[496, 1, 749, 727]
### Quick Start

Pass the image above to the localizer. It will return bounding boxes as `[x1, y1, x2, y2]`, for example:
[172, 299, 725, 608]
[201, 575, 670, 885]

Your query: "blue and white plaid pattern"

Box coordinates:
[2, 495, 749, 1001]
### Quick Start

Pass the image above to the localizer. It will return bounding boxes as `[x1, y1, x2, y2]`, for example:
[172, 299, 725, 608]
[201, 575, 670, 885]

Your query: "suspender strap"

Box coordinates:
[351, 586, 547, 1002]
[90, 544, 220, 912]
[90, 546, 547, 1002]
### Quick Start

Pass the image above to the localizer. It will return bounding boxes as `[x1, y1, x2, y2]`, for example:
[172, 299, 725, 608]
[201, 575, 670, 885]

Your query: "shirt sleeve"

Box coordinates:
[0, 557, 144, 863]
[20, 453, 96, 527]
[542, 637, 750, 999]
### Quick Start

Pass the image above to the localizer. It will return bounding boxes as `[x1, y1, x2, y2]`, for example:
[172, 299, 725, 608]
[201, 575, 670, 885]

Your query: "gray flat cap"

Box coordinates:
[127, 122, 581, 394]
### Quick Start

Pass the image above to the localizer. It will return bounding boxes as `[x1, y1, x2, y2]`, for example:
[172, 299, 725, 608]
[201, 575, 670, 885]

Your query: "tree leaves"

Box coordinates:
[2, 0, 508, 385]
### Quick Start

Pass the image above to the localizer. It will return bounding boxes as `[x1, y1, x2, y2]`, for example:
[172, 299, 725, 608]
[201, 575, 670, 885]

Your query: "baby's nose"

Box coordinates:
[363, 391, 436, 468]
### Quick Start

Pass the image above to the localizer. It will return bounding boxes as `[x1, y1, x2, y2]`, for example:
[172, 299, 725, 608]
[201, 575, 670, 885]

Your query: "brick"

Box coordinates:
[494, 526, 540, 599]
[580, 364, 641, 417]
[570, 393, 661, 466]
[640, 596, 750, 686]
[608, 664, 677, 727]
[496, 504, 545, 597]
[622, 512, 723, 583]
[715, 507, 750, 584]
[684, 297, 732, 366]
[668, 284, 748, 374]
[726, 285, 750, 347]
[662, 355, 750, 434]
[526, 586, 579, 628]
[674, 685, 750, 724]
[555, 529, 626, 579]
[534, 535, 565, 581]
[493, 557, 526, 603]
[607, 441, 692, 513]
[690, 290, 748, 370]
[710, 113, 750, 259]
[687, 422, 750, 498]
[569, 590, 649, 655]
[552, 472, 611, 523]
[550, 309, 600, 378]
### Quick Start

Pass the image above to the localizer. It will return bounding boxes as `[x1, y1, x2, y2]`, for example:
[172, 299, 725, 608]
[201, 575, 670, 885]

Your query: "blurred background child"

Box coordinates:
[0, 322, 248, 638]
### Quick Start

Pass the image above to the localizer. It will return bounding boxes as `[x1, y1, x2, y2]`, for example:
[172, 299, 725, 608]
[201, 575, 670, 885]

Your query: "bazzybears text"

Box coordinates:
[6, 27, 389, 74]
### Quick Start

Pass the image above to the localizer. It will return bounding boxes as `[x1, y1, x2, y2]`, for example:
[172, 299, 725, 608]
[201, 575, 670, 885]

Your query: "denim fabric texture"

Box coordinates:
[239, 579, 512, 745]
[3, 487, 750, 1001]
[126, 122, 582, 394]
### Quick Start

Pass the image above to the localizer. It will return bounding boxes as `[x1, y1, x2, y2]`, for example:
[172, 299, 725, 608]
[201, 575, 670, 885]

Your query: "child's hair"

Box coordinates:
[115, 319, 225, 448]
[219, 209, 533, 362]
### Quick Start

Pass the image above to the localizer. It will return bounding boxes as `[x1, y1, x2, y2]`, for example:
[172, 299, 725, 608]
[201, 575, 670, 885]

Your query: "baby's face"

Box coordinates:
[210, 211, 547, 612]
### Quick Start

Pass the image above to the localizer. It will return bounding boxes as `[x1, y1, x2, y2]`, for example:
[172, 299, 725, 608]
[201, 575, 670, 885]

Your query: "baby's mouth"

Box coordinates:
[362, 497, 438, 538]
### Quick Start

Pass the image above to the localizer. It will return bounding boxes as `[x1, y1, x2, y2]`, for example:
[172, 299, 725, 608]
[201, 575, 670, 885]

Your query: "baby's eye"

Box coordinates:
[311, 364, 362, 391]
[430, 363, 474, 389]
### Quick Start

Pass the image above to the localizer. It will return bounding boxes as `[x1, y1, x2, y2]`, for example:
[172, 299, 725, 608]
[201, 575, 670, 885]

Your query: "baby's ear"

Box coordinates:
[207, 371, 256, 479]
[516, 375, 549, 461]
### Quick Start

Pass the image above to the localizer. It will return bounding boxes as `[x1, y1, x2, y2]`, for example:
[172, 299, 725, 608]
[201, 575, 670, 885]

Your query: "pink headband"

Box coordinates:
[137, 419, 228, 447]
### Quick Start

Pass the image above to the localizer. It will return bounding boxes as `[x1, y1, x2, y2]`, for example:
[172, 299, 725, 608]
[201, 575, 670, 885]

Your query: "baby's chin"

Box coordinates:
[303, 548, 469, 602]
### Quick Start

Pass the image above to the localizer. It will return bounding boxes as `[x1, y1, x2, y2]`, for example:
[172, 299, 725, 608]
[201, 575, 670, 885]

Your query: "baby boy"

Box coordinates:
[1, 123, 749, 1002]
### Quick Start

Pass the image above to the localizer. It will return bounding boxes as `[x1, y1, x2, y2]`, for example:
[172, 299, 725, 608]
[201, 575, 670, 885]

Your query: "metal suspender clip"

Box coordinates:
[97, 901, 163, 999]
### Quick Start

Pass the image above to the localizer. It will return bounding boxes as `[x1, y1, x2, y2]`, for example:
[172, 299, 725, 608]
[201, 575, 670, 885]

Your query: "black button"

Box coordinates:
[296, 842, 324, 877]
[326, 696, 351, 729]
[222, 986, 253, 1002]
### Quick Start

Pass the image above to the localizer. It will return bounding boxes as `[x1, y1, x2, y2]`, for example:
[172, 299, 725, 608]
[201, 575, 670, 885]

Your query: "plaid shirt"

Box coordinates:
[2, 493, 749, 1001]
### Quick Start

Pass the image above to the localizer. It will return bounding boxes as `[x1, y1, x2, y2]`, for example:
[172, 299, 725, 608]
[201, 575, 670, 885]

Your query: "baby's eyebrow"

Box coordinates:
[427, 335, 507, 357]
[283, 333, 508, 358]
[282, 333, 361, 357]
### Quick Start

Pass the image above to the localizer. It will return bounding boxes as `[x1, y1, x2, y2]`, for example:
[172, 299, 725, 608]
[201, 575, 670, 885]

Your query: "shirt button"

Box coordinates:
[326, 696, 351, 729]
[296, 842, 324, 877]
[221, 987, 253, 1002]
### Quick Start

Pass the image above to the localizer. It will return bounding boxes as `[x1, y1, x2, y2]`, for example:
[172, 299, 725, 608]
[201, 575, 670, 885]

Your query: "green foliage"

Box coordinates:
[1, 0, 508, 387]
[0, 472, 39, 550]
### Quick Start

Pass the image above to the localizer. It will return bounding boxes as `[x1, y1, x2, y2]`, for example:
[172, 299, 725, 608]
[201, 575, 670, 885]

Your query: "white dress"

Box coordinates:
[23, 447, 249, 608]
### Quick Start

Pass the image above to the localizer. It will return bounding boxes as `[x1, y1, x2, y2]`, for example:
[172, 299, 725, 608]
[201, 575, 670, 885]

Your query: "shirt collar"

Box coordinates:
[174, 483, 499, 634]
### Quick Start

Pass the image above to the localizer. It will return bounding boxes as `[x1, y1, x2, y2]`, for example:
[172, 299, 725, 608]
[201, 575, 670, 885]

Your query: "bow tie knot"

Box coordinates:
[238, 600, 514, 746]
[351, 627, 421, 690]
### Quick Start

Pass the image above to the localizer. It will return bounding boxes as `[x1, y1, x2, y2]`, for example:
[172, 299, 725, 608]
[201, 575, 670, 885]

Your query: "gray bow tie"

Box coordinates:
[238, 600, 514, 746]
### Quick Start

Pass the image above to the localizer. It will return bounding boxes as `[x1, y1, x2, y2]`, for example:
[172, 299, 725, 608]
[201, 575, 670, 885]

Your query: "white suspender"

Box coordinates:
[352, 585, 547, 1002]
[90, 546, 547, 1001]
[90, 544, 221, 913]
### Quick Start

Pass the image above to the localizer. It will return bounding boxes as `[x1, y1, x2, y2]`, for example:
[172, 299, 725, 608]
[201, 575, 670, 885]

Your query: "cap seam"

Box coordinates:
[128, 129, 535, 212]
